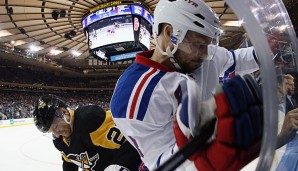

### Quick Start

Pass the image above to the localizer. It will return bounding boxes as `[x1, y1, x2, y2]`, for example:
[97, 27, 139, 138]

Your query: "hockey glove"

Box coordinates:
[174, 74, 263, 171]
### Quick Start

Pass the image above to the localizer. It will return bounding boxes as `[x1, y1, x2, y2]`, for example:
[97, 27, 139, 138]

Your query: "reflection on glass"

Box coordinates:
[248, 0, 298, 170]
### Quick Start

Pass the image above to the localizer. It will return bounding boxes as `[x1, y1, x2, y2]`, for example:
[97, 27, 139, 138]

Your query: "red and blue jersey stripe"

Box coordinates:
[111, 62, 166, 121]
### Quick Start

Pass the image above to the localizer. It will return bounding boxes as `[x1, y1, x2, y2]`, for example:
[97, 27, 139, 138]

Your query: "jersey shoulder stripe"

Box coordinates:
[111, 63, 166, 121]
[129, 68, 158, 119]
[111, 63, 151, 119]
[136, 70, 166, 121]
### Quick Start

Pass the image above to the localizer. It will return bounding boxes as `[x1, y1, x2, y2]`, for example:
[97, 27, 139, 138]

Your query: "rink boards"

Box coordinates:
[0, 118, 34, 128]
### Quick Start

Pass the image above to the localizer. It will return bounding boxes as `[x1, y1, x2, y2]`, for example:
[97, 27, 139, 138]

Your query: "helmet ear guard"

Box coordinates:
[33, 94, 67, 133]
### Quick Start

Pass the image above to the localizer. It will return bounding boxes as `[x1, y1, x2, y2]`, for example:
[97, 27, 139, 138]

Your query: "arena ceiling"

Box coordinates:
[0, 0, 297, 74]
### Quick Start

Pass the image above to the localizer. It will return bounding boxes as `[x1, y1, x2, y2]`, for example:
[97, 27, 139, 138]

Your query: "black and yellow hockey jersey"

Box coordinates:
[53, 105, 141, 171]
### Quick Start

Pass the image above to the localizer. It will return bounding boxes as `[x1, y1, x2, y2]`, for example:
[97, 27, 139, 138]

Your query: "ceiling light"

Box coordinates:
[278, 25, 289, 31]
[50, 49, 63, 55]
[222, 20, 244, 27]
[0, 30, 13, 37]
[29, 45, 44, 52]
[30, 45, 38, 52]
[72, 50, 81, 57]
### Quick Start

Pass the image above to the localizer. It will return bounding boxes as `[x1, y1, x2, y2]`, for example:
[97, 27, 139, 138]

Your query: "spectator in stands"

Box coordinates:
[270, 74, 298, 170]
[277, 74, 289, 113]
[0, 111, 7, 120]
[0, 90, 112, 120]
[285, 74, 298, 114]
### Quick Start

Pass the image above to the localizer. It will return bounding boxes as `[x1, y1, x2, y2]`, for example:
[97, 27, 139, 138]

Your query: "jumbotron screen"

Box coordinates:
[82, 3, 153, 62]
[88, 15, 134, 49]
[139, 18, 151, 50]
[82, 4, 153, 29]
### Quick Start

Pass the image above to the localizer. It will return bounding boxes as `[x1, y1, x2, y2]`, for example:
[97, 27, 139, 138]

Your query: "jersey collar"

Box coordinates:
[69, 109, 75, 134]
[136, 50, 174, 72]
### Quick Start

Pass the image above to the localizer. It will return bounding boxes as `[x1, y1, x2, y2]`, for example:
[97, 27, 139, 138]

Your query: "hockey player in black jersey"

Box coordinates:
[32, 94, 144, 171]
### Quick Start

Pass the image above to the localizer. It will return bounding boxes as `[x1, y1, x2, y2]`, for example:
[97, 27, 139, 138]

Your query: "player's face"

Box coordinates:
[48, 108, 71, 137]
[281, 79, 289, 96]
[287, 79, 295, 95]
[175, 31, 212, 73]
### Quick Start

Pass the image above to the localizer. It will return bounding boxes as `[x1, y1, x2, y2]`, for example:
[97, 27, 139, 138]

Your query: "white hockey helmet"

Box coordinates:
[153, 0, 221, 59]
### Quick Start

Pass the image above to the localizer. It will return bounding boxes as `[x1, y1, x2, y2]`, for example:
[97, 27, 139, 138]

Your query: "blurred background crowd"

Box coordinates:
[0, 65, 115, 120]
[0, 90, 112, 120]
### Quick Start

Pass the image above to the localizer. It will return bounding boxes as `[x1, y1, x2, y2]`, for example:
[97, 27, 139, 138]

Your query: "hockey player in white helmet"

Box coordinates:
[153, 0, 221, 72]
[111, 0, 265, 170]
[154, 0, 261, 100]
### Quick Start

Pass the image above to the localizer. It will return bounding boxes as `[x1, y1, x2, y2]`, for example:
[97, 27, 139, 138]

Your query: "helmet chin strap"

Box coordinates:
[155, 38, 181, 70]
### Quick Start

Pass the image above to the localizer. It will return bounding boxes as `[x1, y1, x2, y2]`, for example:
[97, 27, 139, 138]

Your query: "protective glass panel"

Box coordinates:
[225, 0, 298, 170]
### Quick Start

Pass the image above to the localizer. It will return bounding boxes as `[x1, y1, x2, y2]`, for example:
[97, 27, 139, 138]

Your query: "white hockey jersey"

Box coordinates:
[110, 46, 259, 170]
[194, 45, 259, 100]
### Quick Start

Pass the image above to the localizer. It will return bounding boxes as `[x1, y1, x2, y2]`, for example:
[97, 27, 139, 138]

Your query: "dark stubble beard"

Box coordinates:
[177, 58, 202, 74]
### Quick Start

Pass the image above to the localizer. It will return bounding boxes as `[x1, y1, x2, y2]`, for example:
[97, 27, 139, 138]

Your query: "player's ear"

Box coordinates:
[61, 107, 70, 116]
[163, 24, 172, 43]
[62, 108, 71, 124]
[165, 24, 175, 49]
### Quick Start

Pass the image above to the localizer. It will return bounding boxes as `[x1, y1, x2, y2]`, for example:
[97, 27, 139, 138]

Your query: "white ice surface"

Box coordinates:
[0, 124, 62, 171]
[0, 124, 258, 171]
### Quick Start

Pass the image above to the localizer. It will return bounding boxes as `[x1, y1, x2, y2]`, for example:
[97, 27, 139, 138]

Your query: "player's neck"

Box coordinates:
[151, 51, 175, 70]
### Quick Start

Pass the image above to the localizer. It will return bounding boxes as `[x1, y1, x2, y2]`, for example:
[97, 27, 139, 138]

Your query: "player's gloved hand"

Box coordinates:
[174, 74, 263, 171]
